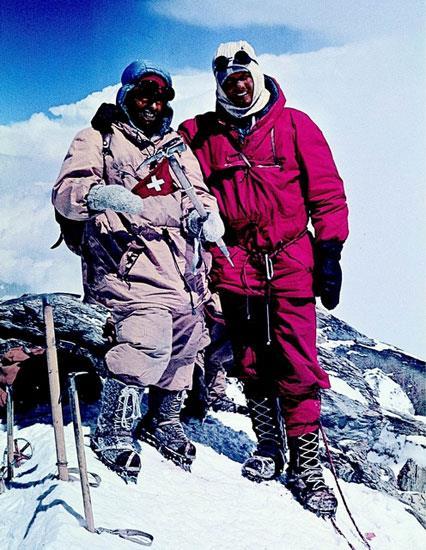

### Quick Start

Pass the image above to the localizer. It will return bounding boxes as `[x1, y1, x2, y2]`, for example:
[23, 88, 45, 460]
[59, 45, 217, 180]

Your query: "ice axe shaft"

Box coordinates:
[167, 154, 234, 267]
[68, 376, 153, 544]
[6, 386, 14, 481]
[42, 295, 69, 481]
[68, 373, 95, 533]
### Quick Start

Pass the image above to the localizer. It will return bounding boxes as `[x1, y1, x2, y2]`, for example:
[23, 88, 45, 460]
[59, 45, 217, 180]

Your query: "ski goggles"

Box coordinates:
[132, 80, 175, 102]
[213, 50, 258, 72]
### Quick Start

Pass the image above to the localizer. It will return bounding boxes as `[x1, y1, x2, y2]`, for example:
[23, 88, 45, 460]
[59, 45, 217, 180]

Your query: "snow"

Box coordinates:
[328, 375, 368, 405]
[318, 339, 355, 350]
[1, 415, 425, 550]
[363, 369, 415, 415]
[369, 341, 398, 353]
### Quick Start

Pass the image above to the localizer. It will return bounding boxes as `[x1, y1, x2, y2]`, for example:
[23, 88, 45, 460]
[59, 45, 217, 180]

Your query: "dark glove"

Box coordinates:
[91, 103, 126, 133]
[102, 316, 117, 345]
[314, 240, 343, 310]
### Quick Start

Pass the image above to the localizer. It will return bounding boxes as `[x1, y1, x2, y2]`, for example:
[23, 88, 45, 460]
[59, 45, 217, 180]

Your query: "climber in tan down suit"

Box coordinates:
[53, 60, 224, 482]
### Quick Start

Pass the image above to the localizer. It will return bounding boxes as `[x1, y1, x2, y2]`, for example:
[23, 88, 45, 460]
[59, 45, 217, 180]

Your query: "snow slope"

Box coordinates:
[1, 411, 425, 550]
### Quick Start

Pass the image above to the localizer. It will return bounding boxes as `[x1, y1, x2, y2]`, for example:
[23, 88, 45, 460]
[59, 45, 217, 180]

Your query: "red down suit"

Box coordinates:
[179, 78, 349, 436]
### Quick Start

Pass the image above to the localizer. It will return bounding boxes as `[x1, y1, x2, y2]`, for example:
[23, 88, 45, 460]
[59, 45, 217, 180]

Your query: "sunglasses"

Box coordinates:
[213, 50, 257, 72]
[132, 80, 175, 102]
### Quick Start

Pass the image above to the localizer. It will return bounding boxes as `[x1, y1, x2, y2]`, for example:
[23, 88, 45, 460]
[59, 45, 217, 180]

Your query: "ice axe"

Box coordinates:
[42, 294, 69, 481]
[68, 372, 153, 546]
[144, 137, 234, 268]
[0, 386, 34, 493]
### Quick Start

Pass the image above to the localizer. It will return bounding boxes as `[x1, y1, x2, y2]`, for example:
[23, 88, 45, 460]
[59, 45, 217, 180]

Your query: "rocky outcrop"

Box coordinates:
[317, 309, 425, 415]
[0, 293, 425, 526]
[0, 293, 108, 407]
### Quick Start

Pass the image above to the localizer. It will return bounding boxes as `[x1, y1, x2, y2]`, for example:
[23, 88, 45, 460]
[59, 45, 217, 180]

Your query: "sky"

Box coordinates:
[0, 0, 425, 358]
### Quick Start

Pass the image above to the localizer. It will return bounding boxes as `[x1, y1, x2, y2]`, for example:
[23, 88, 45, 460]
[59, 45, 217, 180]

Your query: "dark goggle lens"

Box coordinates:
[133, 80, 175, 102]
[233, 50, 252, 65]
[214, 55, 230, 72]
[214, 50, 254, 72]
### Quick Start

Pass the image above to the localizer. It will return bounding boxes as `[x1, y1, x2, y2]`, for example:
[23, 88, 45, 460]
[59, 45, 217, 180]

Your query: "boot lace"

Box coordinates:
[157, 392, 188, 444]
[297, 431, 327, 492]
[247, 397, 283, 447]
[114, 386, 142, 431]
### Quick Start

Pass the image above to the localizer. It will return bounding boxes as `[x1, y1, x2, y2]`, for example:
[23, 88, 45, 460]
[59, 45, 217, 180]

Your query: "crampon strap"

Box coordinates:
[96, 526, 154, 546]
[67, 467, 101, 488]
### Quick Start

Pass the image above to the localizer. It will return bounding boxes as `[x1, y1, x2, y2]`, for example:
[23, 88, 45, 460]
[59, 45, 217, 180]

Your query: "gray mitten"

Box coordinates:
[87, 184, 144, 215]
[202, 211, 225, 242]
[187, 210, 225, 242]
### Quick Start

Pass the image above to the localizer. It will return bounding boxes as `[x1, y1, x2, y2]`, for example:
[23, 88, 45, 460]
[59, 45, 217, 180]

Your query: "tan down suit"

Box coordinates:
[53, 122, 218, 390]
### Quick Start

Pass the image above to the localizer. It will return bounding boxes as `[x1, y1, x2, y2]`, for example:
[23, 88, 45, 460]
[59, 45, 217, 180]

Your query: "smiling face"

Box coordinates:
[222, 71, 254, 107]
[125, 88, 166, 131]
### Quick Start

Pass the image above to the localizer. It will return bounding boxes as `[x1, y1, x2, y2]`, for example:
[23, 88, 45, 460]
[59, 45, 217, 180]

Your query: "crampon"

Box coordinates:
[242, 451, 284, 483]
[286, 469, 338, 518]
[138, 425, 195, 472]
[90, 437, 141, 484]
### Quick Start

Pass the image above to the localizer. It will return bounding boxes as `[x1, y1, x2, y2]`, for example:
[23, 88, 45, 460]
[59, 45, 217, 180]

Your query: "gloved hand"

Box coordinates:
[91, 103, 126, 133]
[187, 210, 225, 242]
[314, 240, 343, 310]
[87, 184, 144, 215]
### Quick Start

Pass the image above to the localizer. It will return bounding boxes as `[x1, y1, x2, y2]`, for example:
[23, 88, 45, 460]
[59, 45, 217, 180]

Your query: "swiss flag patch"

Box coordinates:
[132, 159, 176, 198]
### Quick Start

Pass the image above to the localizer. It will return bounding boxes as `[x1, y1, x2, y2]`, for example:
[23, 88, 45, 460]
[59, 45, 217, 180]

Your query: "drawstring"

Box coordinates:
[246, 296, 251, 320]
[240, 229, 308, 345]
[264, 253, 274, 346]
[270, 128, 277, 165]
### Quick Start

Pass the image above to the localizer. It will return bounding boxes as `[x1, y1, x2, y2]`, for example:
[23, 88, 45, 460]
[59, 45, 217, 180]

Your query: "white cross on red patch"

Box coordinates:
[146, 175, 165, 192]
[132, 158, 176, 198]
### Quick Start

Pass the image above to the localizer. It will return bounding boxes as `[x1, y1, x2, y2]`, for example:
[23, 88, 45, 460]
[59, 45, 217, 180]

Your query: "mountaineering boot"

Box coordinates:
[287, 430, 338, 517]
[241, 395, 286, 482]
[210, 394, 249, 415]
[136, 387, 196, 471]
[91, 377, 144, 483]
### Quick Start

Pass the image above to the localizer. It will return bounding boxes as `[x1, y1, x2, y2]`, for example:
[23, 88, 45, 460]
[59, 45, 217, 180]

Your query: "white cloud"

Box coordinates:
[0, 33, 424, 357]
[150, 0, 425, 40]
[0, 84, 119, 295]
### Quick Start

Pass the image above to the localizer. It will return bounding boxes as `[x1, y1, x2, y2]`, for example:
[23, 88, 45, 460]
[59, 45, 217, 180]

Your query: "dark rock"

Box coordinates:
[0, 293, 109, 411]
[398, 458, 426, 492]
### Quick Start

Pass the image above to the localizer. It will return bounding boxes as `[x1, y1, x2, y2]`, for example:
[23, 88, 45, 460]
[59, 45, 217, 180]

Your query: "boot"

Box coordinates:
[206, 364, 249, 415]
[136, 387, 196, 471]
[90, 377, 143, 483]
[241, 395, 286, 482]
[210, 394, 249, 415]
[287, 430, 338, 517]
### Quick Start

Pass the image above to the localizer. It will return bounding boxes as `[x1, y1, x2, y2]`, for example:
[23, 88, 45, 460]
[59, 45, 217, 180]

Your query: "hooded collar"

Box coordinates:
[213, 40, 270, 119]
[116, 60, 175, 138]
[216, 76, 285, 139]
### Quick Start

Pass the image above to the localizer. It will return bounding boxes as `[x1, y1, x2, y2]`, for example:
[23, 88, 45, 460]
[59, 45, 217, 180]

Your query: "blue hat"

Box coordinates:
[116, 60, 174, 108]
[116, 60, 175, 135]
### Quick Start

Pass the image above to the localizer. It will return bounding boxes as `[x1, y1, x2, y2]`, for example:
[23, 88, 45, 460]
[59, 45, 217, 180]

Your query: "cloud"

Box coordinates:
[0, 84, 119, 295]
[150, 0, 425, 40]
[0, 33, 424, 357]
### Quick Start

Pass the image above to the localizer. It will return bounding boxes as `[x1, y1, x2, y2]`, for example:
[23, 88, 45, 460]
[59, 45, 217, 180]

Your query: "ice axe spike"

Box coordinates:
[68, 373, 153, 545]
[68, 372, 95, 533]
